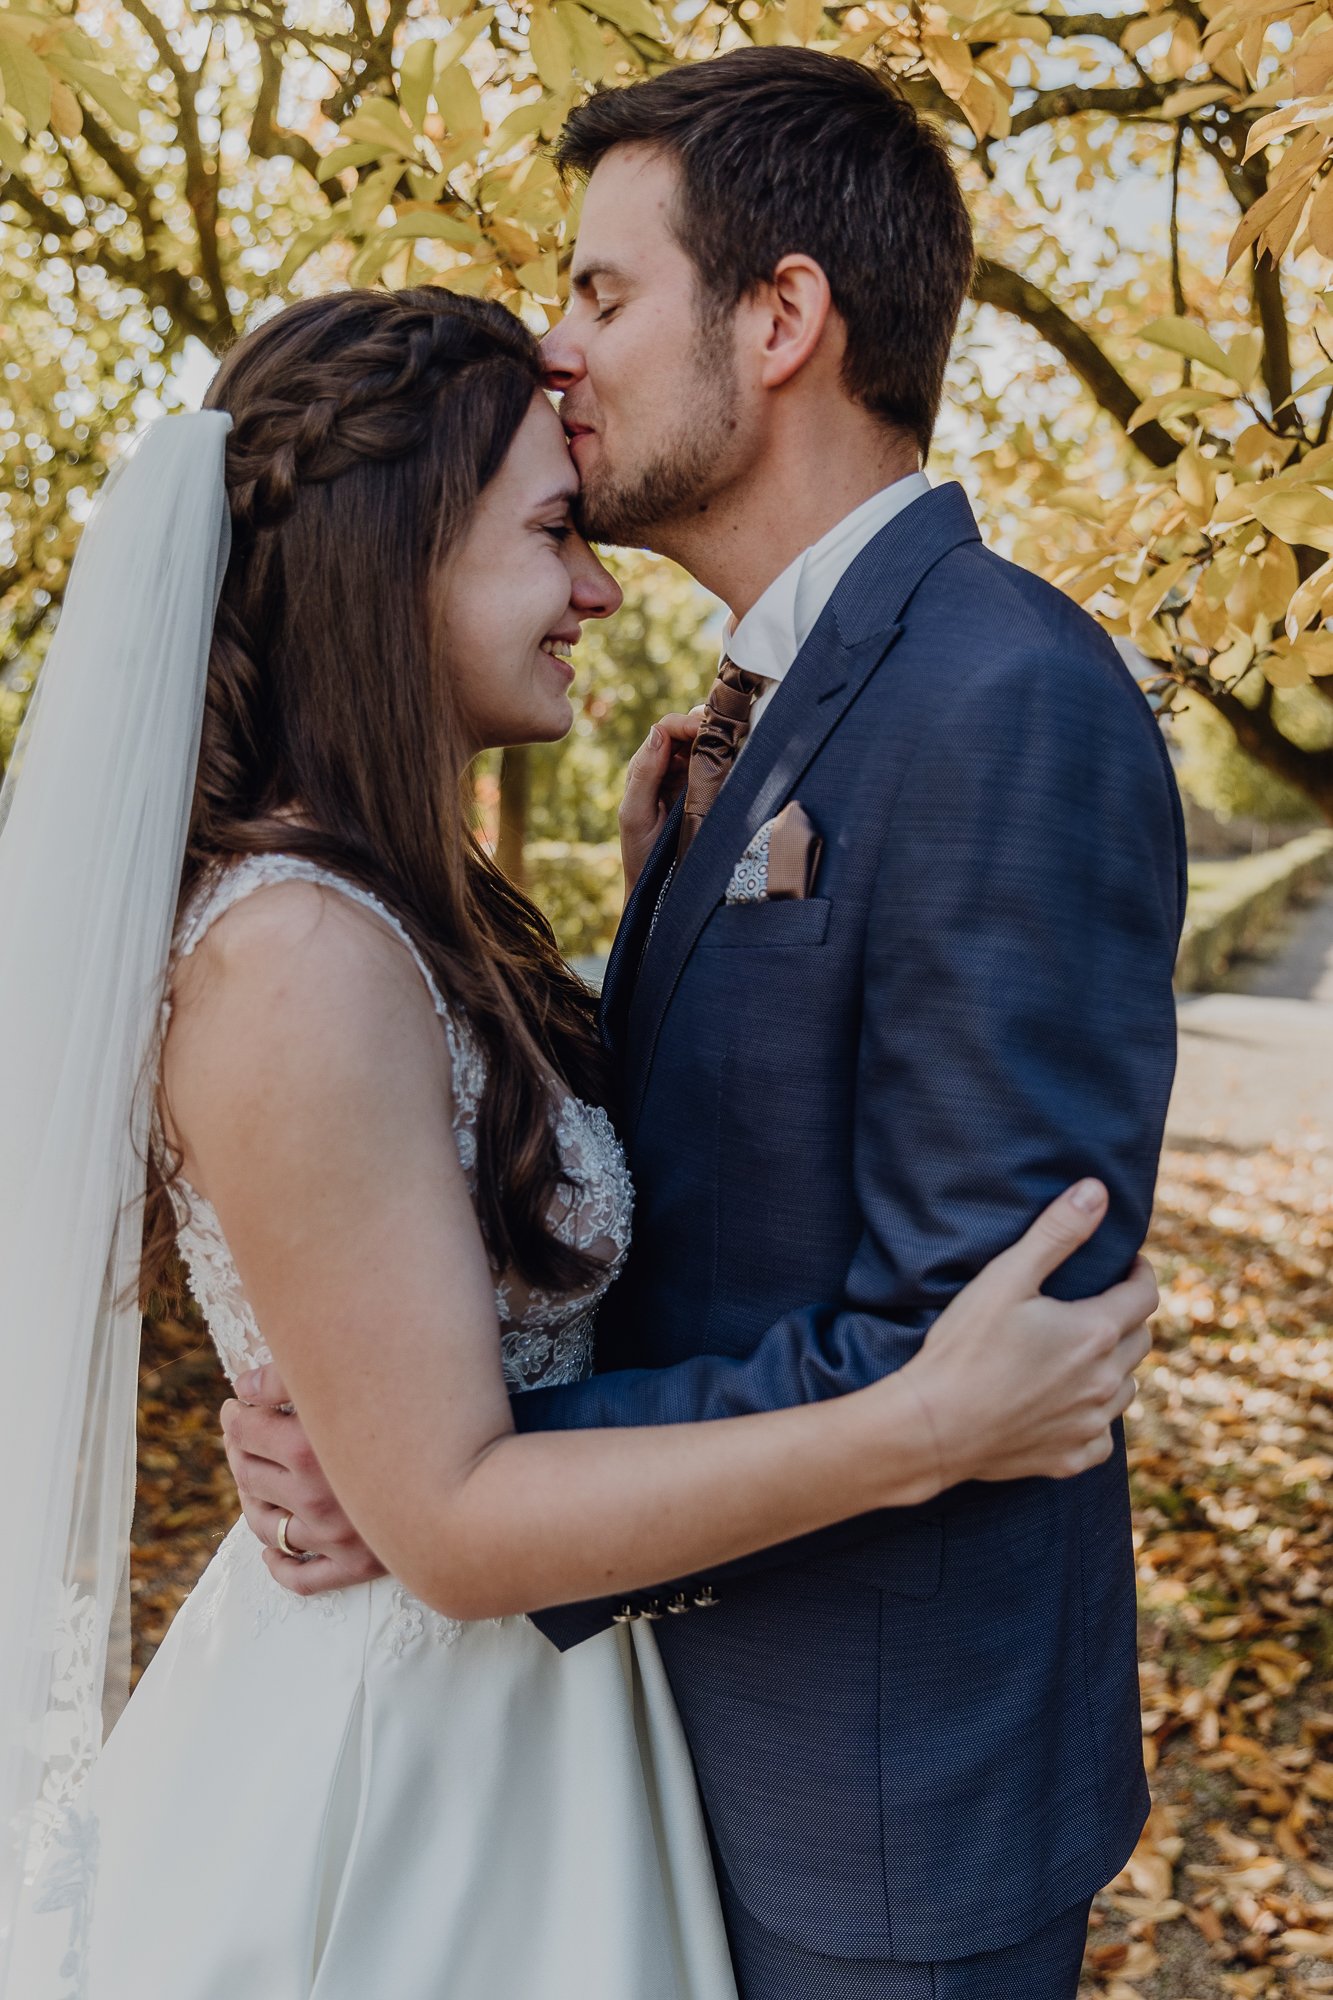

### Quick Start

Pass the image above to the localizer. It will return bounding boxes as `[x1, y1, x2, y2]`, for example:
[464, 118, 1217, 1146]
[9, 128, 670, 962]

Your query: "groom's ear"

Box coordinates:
[752, 254, 837, 392]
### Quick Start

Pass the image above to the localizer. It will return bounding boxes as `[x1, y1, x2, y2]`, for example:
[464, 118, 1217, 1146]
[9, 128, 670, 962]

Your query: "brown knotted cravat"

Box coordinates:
[677, 656, 769, 861]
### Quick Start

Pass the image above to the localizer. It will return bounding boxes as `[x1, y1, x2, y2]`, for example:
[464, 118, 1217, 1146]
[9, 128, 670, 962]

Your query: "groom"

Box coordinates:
[224, 50, 1185, 1997]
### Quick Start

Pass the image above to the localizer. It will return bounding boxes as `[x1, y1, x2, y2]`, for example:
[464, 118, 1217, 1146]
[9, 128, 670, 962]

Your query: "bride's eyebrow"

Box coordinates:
[529, 486, 577, 517]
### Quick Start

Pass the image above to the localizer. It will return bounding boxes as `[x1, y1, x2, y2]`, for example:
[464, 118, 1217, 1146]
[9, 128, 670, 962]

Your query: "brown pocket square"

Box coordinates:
[766, 801, 823, 900]
[725, 801, 824, 904]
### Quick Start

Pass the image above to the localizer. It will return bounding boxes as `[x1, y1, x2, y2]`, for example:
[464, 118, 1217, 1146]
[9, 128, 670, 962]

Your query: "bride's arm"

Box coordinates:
[170, 882, 1148, 1623]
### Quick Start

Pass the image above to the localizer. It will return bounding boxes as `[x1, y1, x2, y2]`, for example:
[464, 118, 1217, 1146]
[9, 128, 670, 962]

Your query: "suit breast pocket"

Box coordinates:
[698, 898, 831, 949]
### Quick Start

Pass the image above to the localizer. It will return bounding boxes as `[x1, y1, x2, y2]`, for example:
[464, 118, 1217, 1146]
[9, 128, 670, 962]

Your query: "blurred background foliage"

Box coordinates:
[6, 0, 1333, 950]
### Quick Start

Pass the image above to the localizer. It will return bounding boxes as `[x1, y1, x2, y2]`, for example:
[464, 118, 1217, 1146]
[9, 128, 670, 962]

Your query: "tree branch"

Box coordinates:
[248, 39, 324, 185]
[119, 0, 233, 337]
[972, 257, 1182, 467]
[74, 105, 158, 246]
[1009, 81, 1174, 138]
[1036, 11, 1146, 44]
[1252, 250, 1295, 424]
[1170, 123, 1190, 334]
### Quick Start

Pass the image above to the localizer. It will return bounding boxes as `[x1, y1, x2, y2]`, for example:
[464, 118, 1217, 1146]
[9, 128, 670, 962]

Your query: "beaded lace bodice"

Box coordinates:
[159, 855, 633, 1397]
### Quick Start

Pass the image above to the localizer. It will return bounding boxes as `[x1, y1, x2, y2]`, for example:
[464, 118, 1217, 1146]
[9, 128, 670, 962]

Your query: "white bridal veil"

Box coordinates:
[0, 412, 231, 1988]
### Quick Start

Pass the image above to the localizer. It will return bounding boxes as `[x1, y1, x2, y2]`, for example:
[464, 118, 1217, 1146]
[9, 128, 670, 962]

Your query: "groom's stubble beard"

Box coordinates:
[572, 315, 741, 550]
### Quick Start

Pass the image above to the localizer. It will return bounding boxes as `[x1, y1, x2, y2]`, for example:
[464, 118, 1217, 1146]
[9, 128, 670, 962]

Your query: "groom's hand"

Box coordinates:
[220, 1366, 385, 1596]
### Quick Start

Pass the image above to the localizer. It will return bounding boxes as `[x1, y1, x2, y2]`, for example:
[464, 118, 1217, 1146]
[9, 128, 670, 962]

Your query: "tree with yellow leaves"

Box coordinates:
[3, 0, 1333, 812]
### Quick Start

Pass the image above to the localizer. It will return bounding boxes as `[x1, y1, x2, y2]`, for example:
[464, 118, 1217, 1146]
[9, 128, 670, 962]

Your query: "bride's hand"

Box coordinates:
[619, 711, 701, 899]
[897, 1179, 1157, 1491]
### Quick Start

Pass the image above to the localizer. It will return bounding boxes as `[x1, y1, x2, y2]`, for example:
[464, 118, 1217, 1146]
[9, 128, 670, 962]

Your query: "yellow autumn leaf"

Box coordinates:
[48, 77, 80, 139]
[1129, 555, 1194, 626]
[516, 251, 559, 297]
[1309, 170, 1333, 258]
[529, 3, 575, 89]
[435, 57, 485, 139]
[1177, 445, 1217, 518]
[348, 160, 402, 235]
[960, 70, 1009, 139]
[922, 32, 974, 97]
[1123, 12, 1172, 57]
[379, 209, 480, 245]
[1260, 647, 1314, 687]
[786, 0, 828, 43]
[1285, 554, 1333, 637]
[0, 24, 50, 133]
[1161, 83, 1233, 117]
[342, 99, 418, 156]
[1295, 25, 1333, 94]
[1185, 591, 1230, 650]
[1128, 387, 1224, 431]
[555, 2, 610, 78]
[1256, 538, 1299, 622]
[1212, 631, 1256, 677]
[1140, 316, 1239, 382]
[1250, 486, 1333, 552]
[399, 37, 437, 133]
[1228, 173, 1312, 272]
[1282, 630, 1333, 677]
[582, 0, 667, 44]
[1226, 330, 1264, 392]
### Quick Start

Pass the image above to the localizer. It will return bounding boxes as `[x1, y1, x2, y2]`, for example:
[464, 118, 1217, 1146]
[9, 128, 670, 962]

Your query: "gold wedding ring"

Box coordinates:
[275, 1512, 299, 1560]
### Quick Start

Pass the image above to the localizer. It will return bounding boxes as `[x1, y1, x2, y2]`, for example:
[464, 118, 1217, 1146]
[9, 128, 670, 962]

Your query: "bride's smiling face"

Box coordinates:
[438, 394, 622, 758]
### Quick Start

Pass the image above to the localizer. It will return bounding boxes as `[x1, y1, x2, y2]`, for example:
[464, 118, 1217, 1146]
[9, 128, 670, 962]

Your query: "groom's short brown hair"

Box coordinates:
[555, 48, 974, 456]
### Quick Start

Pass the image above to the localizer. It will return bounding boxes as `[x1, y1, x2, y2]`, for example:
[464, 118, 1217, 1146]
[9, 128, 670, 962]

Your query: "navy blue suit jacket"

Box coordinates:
[512, 484, 1185, 1962]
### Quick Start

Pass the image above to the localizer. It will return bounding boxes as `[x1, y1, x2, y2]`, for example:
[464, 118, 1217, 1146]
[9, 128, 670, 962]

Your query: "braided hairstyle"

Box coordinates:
[142, 288, 611, 1304]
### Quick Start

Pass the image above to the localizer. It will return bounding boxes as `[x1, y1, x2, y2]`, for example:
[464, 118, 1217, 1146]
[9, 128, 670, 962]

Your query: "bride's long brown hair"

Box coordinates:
[141, 287, 611, 1304]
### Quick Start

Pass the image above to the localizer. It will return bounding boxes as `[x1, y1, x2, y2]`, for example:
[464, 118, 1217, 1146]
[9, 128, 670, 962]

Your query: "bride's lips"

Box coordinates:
[540, 638, 577, 685]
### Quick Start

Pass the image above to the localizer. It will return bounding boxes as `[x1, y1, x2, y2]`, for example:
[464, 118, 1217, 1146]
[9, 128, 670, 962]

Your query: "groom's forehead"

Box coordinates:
[574, 145, 681, 259]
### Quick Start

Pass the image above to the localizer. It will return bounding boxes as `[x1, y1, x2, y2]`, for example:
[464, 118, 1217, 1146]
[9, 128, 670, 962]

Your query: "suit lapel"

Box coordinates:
[620, 482, 983, 1140]
[622, 618, 899, 1138]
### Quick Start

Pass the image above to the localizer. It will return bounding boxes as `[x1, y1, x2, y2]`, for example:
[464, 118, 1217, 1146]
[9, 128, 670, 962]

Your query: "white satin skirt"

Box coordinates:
[10, 1521, 738, 2000]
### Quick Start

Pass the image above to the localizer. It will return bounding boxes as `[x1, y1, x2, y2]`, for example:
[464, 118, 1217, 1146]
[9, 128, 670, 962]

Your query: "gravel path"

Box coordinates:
[1169, 885, 1333, 1151]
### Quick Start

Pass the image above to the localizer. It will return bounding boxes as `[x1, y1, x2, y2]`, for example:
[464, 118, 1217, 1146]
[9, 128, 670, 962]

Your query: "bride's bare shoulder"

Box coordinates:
[172, 874, 428, 1020]
[161, 875, 451, 1170]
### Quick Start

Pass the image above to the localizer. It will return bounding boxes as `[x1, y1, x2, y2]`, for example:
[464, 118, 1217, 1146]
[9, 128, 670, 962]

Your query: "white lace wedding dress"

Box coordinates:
[10, 857, 737, 2000]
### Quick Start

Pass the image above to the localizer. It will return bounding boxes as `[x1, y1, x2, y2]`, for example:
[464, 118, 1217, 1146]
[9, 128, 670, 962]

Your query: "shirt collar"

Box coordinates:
[723, 471, 932, 686]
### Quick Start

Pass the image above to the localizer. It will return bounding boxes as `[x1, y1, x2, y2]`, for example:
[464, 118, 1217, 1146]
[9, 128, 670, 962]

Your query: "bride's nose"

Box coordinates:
[569, 542, 622, 623]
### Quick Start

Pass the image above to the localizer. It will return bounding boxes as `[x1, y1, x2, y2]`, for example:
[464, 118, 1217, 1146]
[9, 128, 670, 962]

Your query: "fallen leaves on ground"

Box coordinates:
[129, 1140, 1331, 1992]
[1082, 1136, 1333, 1999]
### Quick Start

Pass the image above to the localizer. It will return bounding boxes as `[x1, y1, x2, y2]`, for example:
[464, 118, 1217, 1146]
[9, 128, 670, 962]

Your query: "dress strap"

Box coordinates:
[170, 856, 486, 1139]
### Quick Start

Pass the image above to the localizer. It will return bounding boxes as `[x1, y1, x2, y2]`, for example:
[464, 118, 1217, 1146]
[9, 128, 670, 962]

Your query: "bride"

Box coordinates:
[0, 285, 1154, 1999]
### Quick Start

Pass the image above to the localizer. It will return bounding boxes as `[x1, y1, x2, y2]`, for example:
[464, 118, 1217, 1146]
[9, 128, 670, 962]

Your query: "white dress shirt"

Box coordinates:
[725, 471, 931, 750]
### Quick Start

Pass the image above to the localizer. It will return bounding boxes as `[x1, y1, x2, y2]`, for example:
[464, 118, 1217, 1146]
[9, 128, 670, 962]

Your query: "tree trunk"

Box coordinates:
[1200, 686, 1333, 824]
[496, 745, 530, 887]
